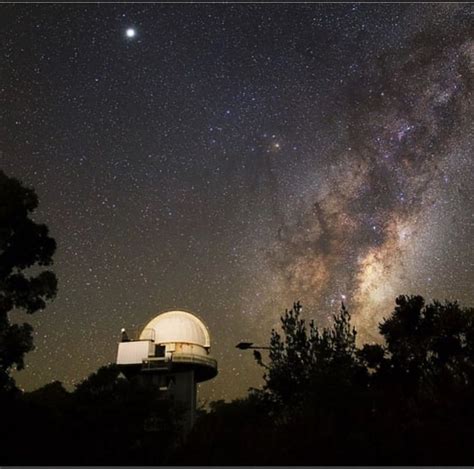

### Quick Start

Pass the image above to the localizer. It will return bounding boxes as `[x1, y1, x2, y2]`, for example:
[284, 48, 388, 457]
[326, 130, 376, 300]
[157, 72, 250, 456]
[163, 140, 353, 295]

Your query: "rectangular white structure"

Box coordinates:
[117, 340, 154, 365]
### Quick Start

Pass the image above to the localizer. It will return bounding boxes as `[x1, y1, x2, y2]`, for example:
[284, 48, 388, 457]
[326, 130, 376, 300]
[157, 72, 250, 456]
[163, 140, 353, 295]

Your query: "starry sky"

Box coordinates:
[1, 3, 473, 402]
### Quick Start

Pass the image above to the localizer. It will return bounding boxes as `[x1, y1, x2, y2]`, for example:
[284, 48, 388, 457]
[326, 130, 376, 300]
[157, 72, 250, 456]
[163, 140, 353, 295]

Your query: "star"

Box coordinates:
[125, 28, 136, 38]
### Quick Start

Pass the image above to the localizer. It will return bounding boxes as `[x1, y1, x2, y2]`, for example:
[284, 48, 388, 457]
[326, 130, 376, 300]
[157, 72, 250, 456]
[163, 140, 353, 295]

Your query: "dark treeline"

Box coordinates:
[2, 295, 474, 465]
[175, 297, 474, 465]
[1, 366, 182, 465]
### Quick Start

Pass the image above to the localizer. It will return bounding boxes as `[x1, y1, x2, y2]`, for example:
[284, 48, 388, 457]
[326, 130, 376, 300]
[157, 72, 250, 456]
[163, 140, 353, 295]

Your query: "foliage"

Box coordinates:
[2, 365, 182, 465]
[0, 170, 57, 393]
[380, 296, 474, 390]
[69, 365, 182, 465]
[176, 295, 474, 465]
[261, 301, 364, 409]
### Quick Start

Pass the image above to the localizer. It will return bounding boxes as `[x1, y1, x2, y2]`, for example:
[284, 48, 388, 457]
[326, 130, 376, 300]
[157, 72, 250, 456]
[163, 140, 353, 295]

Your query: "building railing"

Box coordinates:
[171, 353, 217, 369]
[142, 356, 171, 371]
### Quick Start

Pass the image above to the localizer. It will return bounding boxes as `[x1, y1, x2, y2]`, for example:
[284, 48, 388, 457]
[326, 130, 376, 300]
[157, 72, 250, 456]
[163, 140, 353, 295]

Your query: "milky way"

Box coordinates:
[264, 15, 474, 340]
[1, 4, 472, 401]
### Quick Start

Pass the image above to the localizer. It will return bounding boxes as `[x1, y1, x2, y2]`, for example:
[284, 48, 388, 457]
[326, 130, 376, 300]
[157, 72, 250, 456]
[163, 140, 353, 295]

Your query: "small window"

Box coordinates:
[155, 345, 165, 357]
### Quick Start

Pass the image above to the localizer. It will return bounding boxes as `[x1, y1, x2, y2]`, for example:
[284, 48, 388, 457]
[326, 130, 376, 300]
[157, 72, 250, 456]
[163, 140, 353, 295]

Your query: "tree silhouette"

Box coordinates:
[258, 301, 364, 409]
[70, 364, 182, 465]
[236, 295, 474, 465]
[354, 295, 474, 464]
[0, 170, 57, 393]
[359, 295, 474, 395]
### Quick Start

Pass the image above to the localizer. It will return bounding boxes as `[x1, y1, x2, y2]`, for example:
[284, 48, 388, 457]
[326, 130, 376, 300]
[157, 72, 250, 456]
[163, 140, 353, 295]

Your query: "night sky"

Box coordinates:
[1, 3, 473, 402]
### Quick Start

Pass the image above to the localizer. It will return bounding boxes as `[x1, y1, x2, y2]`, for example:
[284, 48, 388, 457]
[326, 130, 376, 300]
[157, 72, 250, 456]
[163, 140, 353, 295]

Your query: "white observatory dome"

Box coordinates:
[139, 310, 211, 348]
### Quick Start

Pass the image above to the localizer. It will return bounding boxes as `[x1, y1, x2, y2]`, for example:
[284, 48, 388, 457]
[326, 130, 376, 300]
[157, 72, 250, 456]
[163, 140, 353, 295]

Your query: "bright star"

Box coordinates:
[126, 28, 136, 38]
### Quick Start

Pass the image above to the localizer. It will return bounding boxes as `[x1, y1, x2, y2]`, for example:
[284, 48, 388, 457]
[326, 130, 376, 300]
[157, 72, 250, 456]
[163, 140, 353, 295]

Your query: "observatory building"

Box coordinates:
[116, 310, 218, 433]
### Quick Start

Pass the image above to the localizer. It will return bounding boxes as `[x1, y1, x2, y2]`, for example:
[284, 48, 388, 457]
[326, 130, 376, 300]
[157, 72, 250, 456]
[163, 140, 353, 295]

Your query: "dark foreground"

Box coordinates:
[3, 296, 474, 465]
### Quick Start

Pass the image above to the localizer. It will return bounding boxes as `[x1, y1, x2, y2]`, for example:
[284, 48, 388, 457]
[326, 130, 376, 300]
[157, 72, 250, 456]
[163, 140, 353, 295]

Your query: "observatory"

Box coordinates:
[116, 310, 217, 433]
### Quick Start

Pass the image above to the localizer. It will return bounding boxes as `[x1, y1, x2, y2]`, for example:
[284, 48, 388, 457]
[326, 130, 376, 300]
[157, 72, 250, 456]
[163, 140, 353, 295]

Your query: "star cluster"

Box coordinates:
[0, 4, 472, 401]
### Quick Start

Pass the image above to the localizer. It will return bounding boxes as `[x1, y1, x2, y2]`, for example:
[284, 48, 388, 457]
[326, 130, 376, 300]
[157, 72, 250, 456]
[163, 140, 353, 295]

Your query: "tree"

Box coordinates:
[0, 170, 57, 393]
[70, 364, 182, 465]
[351, 296, 474, 464]
[249, 296, 474, 464]
[359, 295, 474, 397]
[258, 301, 363, 408]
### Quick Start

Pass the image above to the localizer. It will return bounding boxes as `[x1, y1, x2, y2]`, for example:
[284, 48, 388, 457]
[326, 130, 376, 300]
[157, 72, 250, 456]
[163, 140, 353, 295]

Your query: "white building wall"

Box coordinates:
[116, 340, 154, 365]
